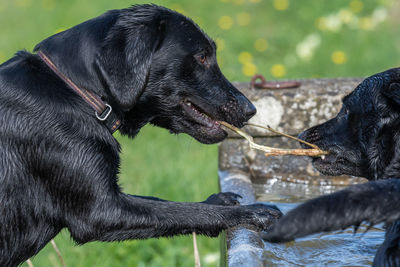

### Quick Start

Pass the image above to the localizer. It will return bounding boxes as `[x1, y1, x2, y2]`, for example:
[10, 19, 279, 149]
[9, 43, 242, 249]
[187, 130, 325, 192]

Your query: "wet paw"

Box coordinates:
[203, 192, 242, 206]
[239, 203, 282, 231]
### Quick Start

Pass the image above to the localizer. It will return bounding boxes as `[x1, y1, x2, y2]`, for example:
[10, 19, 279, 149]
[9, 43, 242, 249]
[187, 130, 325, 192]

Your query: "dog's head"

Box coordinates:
[299, 68, 400, 180]
[35, 5, 255, 144]
[99, 5, 257, 144]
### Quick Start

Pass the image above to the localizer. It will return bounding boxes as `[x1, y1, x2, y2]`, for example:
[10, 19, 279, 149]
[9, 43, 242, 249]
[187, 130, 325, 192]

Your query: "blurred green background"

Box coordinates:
[0, 0, 399, 266]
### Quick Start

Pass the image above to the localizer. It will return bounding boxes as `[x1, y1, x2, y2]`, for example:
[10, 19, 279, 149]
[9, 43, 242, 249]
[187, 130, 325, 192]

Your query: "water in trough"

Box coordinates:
[255, 178, 385, 266]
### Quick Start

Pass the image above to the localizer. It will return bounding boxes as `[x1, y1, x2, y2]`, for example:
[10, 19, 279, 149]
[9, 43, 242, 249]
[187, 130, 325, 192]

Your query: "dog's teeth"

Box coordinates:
[321, 155, 326, 160]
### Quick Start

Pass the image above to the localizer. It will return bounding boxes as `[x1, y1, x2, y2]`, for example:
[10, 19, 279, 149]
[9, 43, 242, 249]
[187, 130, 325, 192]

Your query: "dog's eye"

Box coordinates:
[196, 54, 206, 64]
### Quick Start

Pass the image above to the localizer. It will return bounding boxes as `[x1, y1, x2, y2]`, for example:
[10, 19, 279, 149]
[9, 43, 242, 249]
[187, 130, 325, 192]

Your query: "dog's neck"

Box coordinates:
[37, 51, 122, 134]
[33, 12, 119, 108]
[34, 43, 107, 102]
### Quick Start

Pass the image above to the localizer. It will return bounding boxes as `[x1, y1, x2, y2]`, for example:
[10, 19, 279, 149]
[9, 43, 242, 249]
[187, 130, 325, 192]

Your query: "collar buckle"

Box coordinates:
[95, 104, 112, 121]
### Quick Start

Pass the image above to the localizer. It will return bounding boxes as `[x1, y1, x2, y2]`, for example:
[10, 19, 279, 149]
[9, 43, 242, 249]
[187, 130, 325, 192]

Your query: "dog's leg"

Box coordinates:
[135, 192, 242, 205]
[67, 193, 281, 244]
[262, 179, 400, 243]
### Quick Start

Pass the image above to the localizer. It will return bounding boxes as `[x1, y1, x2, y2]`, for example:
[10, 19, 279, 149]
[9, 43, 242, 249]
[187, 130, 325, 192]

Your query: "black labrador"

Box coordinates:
[263, 68, 400, 266]
[0, 5, 281, 266]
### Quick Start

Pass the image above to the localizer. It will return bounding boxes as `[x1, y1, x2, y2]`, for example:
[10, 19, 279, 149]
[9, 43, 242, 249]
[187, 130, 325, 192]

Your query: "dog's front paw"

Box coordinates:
[203, 192, 242, 206]
[236, 203, 282, 231]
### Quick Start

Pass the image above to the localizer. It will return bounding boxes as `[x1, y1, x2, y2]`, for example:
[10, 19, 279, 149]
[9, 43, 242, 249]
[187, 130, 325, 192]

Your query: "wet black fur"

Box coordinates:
[0, 5, 282, 266]
[263, 68, 400, 266]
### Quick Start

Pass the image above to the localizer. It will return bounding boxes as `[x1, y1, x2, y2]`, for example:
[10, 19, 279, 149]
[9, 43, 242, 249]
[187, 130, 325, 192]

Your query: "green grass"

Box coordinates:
[0, 0, 399, 266]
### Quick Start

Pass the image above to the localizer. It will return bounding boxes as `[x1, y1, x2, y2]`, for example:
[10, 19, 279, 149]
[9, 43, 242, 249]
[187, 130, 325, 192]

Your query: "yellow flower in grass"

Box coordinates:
[254, 39, 268, 52]
[349, 0, 363, 13]
[218, 16, 233, 30]
[237, 12, 251, 26]
[238, 52, 253, 64]
[170, 4, 185, 15]
[0, 1, 6, 11]
[192, 16, 204, 28]
[233, 0, 245, 5]
[271, 64, 286, 78]
[359, 17, 374, 30]
[242, 62, 257, 77]
[331, 51, 347, 64]
[42, 0, 55, 10]
[15, 0, 31, 8]
[54, 28, 66, 34]
[315, 17, 327, 31]
[217, 56, 224, 68]
[215, 38, 226, 52]
[273, 0, 289, 11]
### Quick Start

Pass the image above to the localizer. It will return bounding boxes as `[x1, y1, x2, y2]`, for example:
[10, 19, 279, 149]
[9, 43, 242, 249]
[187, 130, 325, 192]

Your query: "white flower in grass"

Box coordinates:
[296, 33, 321, 61]
[348, 16, 360, 29]
[372, 7, 388, 24]
[324, 14, 342, 32]
[338, 9, 353, 24]
[204, 253, 219, 264]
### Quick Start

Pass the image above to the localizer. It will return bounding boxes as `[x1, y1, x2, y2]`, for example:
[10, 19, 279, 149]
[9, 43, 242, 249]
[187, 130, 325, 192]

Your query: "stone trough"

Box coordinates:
[218, 78, 369, 266]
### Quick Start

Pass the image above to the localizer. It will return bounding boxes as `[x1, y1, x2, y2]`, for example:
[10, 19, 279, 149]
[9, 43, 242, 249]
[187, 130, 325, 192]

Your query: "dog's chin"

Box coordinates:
[187, 125, 228, 144]
[311, 154, 361, 177]
[311, 159, 345, 176]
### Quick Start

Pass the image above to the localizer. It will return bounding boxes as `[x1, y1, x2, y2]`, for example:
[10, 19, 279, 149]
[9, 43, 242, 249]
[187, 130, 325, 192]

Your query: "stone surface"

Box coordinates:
[228, 78, 363, 137]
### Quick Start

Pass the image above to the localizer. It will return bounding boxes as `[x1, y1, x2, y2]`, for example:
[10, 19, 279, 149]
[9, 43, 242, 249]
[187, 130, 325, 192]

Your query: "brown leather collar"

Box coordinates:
[37, 51, 121, 134]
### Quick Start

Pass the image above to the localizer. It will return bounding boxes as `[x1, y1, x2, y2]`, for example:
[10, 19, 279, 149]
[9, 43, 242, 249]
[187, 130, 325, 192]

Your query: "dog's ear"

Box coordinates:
[378, 68, 400, 106]
[96, 14, 166, 111]
[383, 82, 400, 106]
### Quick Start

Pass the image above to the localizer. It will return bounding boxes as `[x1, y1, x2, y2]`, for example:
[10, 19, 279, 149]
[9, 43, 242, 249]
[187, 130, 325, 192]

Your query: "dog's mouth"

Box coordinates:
[181, 99, 223, 131]
[179, 99, 228, 144]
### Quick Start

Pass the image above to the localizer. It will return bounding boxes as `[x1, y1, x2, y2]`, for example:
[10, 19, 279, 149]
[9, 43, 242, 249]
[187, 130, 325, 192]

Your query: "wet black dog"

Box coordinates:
[263, 68, 400, 266]
[0, 5, 281, 266]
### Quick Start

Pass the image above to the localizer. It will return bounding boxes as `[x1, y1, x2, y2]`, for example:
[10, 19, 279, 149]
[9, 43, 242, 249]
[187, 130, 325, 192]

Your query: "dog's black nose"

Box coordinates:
[244, 101, 257, 120]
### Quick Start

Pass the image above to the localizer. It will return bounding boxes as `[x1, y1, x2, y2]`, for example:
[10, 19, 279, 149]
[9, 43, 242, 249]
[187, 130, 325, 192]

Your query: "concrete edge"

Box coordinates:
[218, 170, 264, 267]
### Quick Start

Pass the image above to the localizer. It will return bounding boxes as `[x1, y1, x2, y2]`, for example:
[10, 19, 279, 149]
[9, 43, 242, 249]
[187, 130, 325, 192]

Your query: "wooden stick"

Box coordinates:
[26, 259, 35, 267]
[218, 121, 328, 157]
[245, 122, 319, 149]
[50, 239, 66, 267]
[243, 157, 257, 179]
[192, 232, 201, 267]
